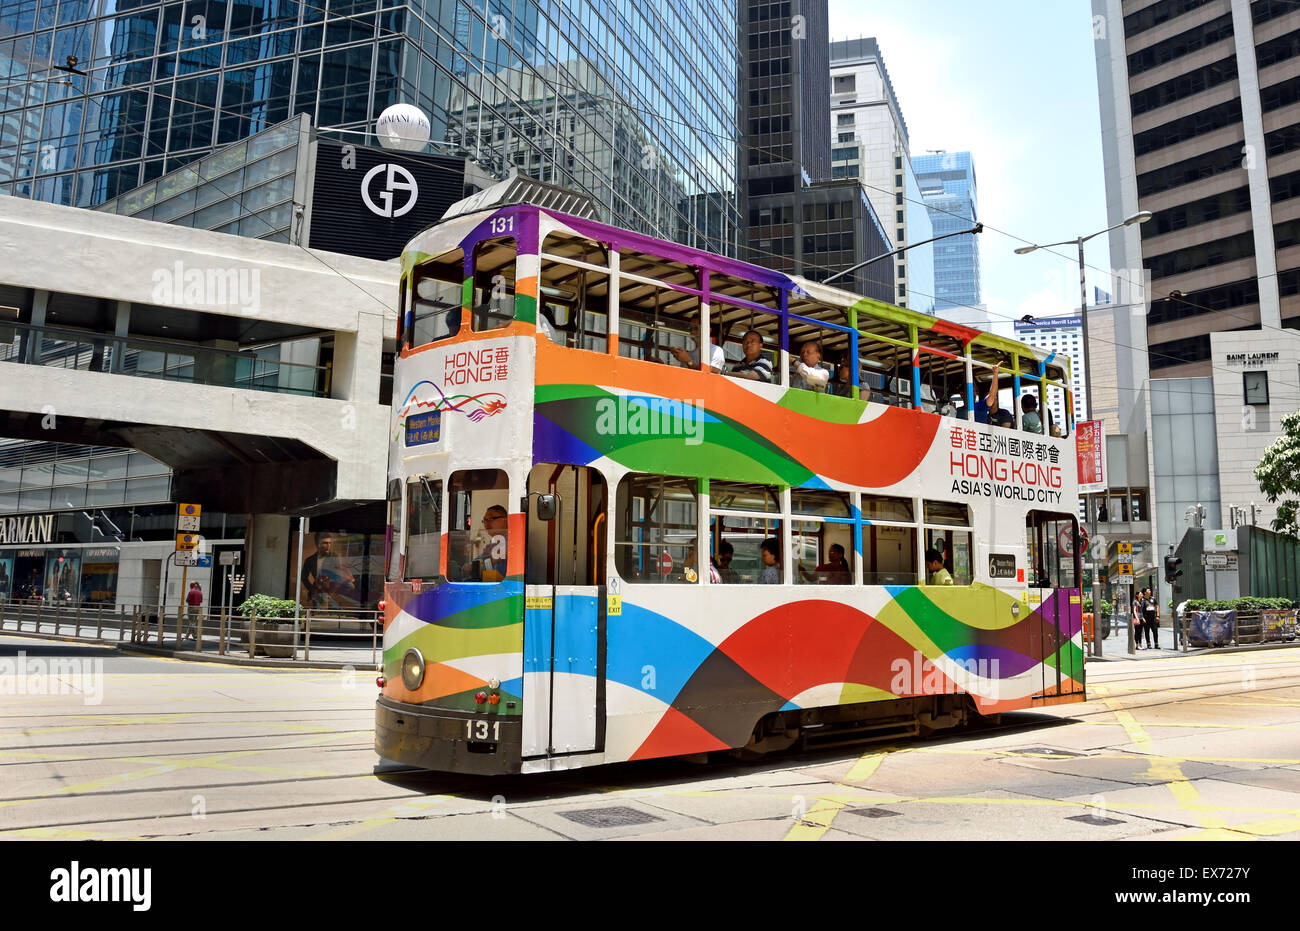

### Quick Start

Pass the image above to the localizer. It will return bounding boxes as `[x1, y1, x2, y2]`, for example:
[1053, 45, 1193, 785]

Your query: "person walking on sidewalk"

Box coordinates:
[1142, 587, 1159, 649]
[183, 582, 204, 641]
[1132, 591, 1145, 650]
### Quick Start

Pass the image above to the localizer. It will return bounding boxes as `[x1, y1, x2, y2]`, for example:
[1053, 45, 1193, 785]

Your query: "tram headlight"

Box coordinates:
[400, 649, 426, 691]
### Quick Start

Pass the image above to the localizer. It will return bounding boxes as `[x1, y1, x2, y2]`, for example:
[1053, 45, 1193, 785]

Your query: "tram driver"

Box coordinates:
[462, 505, 509, 582]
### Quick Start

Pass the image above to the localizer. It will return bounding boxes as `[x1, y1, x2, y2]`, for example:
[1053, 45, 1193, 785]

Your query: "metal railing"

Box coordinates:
[0, 599, 379, 666]
[0, 321, 326, 397]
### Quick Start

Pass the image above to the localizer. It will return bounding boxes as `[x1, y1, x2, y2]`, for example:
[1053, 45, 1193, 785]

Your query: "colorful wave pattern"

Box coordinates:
[381, 580, 524, 714]
[392, 379, 508, 441]
[614, 585, 1083, 760]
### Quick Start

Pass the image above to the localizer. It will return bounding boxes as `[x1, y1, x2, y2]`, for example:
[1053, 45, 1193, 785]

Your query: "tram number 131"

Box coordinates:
[465, 719, 501, 741]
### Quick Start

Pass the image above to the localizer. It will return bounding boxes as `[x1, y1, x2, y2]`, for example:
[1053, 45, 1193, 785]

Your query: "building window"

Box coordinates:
[833, 75, 856, 93]
[837, 113, 853, 126]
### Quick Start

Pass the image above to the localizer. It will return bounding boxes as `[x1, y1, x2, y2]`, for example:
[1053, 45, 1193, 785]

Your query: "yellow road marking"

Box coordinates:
[1106, 699, 1233, 837]
[313, 794, 458, 840]
[783, 747, 891, 840]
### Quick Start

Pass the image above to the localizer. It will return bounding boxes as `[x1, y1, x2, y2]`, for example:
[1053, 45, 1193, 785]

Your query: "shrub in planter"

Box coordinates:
[233, 594, 299, 657]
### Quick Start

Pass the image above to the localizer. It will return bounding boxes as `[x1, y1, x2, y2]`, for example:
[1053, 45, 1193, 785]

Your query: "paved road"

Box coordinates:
[2, 634, 1299, 840]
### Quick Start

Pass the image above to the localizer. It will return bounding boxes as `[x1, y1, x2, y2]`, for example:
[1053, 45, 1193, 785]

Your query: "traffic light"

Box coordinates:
[1164, 554, 1182, 584]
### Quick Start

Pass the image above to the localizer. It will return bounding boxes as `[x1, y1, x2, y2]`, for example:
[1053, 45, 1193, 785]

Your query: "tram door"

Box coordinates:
[1025, 511, 1085, 700]
[523, 464, 607, 759]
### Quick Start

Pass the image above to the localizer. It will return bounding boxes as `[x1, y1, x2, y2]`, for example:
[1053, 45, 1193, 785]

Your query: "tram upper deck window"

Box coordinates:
[615, 473, 698, 584]
[410, 248, 465, 347]
[405, 476, 443, 580]
[616, 248, 702, 368]
[472, 237, 517, 331]
[539, 232, 610, 352]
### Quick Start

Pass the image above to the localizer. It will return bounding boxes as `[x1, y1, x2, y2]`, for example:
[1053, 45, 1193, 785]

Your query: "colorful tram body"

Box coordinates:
[377, 203, 1084, 776]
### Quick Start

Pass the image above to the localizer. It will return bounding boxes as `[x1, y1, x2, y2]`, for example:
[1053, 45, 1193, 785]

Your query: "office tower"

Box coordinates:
[738, 0, 892, 302]
[913, 150, 982, 313]
[0, 0, 742, 253]
[829, 37, 934, 312]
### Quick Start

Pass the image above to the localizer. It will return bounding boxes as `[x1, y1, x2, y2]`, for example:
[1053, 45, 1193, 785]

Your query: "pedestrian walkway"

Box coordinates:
[1086, 622, 1300, 661]
[0, 610, 379, 669]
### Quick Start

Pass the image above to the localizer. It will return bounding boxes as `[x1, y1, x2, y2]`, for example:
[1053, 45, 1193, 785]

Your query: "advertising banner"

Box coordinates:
[289, 531, 384, 611]
[1076, 419, 1106, 492]
[1261, 608, 1297, 642]
[1188, 609, 1235, 645]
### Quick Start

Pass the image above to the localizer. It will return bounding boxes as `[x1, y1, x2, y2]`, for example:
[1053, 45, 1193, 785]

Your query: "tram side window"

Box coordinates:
[405, 476, 443, 580]
[791, 489, 853, 584]
[923, 500, 973, 585]
[411, 248, 466, 347]
[539, 232, 610, 353]
[615, 473, 698, 583]
[386, 478, 403, 582]
[446, 469, 510, 583]
[472, 237, 517, 331]
[861, 494, 917, 585]
[709, 481, 783, 584]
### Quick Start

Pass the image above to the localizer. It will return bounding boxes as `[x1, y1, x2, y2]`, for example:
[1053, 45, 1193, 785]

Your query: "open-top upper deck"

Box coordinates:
[397, 201, 1075, 429]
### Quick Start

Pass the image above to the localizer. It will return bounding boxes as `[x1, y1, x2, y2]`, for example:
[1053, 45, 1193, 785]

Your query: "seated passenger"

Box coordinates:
[790, 340, 830, 392]
[830, 360, 856, 398]
[1021, 394, 1043, 433]
[712, 540, 741, 583]
[800, 543, 850, 584]
[1050, 422, 1064, 438]
[728, 329, 773, 382]
[925, 548, 954, 585]
[758, 537, 781, 584]
[669, 324, 727, 373]
[681, 538, 720, 583]
[973, 363, 1013, 428]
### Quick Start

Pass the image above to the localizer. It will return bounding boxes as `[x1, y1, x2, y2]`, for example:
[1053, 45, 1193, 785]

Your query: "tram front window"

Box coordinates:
[447, 470, 510, 583]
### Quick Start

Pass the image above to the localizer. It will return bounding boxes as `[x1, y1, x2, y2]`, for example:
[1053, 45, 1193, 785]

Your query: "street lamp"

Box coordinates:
[1014, 210, 1151, 656]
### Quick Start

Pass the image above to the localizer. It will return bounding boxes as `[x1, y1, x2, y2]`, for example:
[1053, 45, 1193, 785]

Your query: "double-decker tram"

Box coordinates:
[376, 181, 1085, 775]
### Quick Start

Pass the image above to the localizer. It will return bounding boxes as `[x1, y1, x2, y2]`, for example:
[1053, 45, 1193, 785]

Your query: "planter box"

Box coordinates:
[230, 619, 296, 658]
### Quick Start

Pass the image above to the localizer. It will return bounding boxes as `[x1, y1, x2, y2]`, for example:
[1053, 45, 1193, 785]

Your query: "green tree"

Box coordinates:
[1255, 410, 1300, 541]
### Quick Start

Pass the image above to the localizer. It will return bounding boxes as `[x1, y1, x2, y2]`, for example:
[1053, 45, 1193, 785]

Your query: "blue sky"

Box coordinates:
[827, 0, 1111, 337]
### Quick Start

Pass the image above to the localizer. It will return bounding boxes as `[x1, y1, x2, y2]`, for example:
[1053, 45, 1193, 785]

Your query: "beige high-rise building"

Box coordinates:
[1093, 0, 1300, 606]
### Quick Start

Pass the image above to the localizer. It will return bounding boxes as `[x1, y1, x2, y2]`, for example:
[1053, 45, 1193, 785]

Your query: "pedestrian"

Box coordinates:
[1142, 586, 1159, 649]
[1132, 590, 1145, 650]
[184, 581, 204, 642]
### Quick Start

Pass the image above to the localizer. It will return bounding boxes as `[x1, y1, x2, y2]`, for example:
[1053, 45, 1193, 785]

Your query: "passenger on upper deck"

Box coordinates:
[790, 340, 830, 392]
[830, 360, 856, 398]
[728, 330, 773, 383]
[1021, 394, 1043, 434]
[973, 363, 1013, 428]
[669, 325, 727, 373]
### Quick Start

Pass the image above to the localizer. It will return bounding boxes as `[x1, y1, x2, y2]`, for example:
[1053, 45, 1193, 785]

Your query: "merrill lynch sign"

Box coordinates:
[0, 514, 55, 545]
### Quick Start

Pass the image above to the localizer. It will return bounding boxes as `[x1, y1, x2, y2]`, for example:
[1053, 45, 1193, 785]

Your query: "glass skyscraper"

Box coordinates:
[913, 150, 980, 313]
[0, 0, 741, 253]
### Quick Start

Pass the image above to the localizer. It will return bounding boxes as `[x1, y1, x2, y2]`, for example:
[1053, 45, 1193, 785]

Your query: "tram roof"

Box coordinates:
[402, 202, 1072, 379]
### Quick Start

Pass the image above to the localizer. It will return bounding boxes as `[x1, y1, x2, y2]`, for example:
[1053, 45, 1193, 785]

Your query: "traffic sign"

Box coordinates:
[1117, 562, 1133, 576]
[219, 551, 241, 566]
[1117, 541, 1132, 556]
[177, 515, 201, 532]
[176, 533, 199, 550]
[173, 551, 197, 566]
[659, 551, 673, 576]
[179, 503, 202, 517]
[1114, 575, 1133, 586]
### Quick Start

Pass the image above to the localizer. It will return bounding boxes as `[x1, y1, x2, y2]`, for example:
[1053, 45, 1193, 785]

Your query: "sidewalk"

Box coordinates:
[1084, 623, 1300, 661]
[0, 613, 379, 670]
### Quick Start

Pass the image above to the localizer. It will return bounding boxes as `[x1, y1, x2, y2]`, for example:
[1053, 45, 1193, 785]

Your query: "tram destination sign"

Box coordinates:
[989, 554, 1017, 579]
[405, 411, 442, 447]
[0, 513, 55, 545]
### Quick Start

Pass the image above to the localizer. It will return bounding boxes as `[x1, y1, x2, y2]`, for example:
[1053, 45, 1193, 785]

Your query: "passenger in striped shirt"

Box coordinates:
[728, 329, 773, 383]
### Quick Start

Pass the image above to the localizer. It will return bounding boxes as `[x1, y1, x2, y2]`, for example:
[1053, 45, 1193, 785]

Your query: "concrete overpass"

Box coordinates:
[0, 195, 397, 515]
